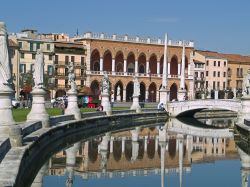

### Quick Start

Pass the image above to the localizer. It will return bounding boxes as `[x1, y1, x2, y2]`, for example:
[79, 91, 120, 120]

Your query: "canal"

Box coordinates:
[32, 116, 249, 187]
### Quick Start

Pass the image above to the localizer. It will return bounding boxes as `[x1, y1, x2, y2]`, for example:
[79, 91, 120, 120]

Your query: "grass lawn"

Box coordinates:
[12, 107, 129, 122]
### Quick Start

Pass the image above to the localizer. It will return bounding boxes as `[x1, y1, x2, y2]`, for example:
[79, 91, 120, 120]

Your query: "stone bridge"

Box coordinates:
[167, 99, 241, 117]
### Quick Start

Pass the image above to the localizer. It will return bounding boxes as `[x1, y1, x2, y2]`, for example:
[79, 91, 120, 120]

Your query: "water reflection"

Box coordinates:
[33, 117, 250, 187]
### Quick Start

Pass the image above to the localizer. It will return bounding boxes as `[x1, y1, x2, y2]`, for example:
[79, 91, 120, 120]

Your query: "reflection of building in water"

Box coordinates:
[48, 124, 238, 181]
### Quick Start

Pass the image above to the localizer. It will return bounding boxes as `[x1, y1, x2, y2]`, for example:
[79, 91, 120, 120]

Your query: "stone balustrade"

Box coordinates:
[76, 32, 194, 47]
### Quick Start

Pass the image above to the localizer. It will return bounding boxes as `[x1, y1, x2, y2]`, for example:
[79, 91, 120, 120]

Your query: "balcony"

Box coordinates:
[194, 77, 205, 82]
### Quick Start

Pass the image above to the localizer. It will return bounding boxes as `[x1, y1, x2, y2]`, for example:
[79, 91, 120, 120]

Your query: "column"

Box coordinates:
[112, 58, 115, 74]
[178, 134, 184, 187]
[110, 136, 114, 153]
[144, 136, 148, 152]
[157, 61, 160, 76]
[155, 135, 159, 151]
[168, 63, 171, 75]
[178, 63, 181, 76]
[123, 89, 126, 102]
[100, 57, 103, 72]
[177, 42, 187, 101]
[159, 33, 169, 105]
[123, 59, 127, 74]
[122, 137, 126, 153]
[135, 60, 138, 74]
[160, 141, 166, 187]
[180, 42, 186, 89]
[146, 90, 149, 102]
[146, 61, 149, 74]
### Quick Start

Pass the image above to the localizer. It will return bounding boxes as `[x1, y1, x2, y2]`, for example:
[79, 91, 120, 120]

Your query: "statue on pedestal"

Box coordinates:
[133, 76, 140, 97]
[68, 61, 76, 91]
[242, 69, 250, 96]
[0, 22, 12, 87]
[117, 85, 120, 96]
[34, 50, 44, 89]
[101, 72, 110, 95]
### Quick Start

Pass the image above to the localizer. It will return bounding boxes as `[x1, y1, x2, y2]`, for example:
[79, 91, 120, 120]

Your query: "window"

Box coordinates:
[213, 71, 216, 77]
[236, 80, 243, 89]
[206, 60, 209, 66]
[47, 65, 53, 76]
[217, 72, 220, 77]
[65, 56, 69, 65]
[30, 64, 34, 73]
[20, 53, 25, 58]
[32, 53, 36, 59]
[206, 81, 208, 88]
[49, 55, 53, 61]
[237, 68, 243, 77]
[223, 72, 226, 77]
[81, 80, 84, 86]
[30, 42, 34, 51]
[224, 61, 226, 66]
[71, 56, 75, 62]
[65, 79, 68, 87]
[213, 81, 215, 89]
[81, 57, 85, 65]
[217, 82, 220, 89]
[218, 61, 220, 67]
[47, 44, 51, 50]
[20, 64, 26, 73]
[18, 42, 22, 48]
[223, 82, 226, 89]
[65, 67, 68, 75]
[201, 72, 204, 78]
[206, 71, 208, 76]
[55, 55, 58, 64]
[36, 43, 40, 50]
[214, 61, 216, 66]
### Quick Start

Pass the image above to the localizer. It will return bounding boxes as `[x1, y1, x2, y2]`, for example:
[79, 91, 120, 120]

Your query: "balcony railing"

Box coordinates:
[74, 32, 194, 48]
[194, 77, 205, 82]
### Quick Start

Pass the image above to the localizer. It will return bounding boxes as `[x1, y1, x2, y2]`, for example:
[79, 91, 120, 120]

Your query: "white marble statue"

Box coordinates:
[101, 72, 110, 94]
[34, 50, 44, 88]
[133, 76, 140, 97]
[68, 61, 76, 91]
[0, 22, 12, 86]
[242, 69, 250, 96]
[117, 85, 120, 96]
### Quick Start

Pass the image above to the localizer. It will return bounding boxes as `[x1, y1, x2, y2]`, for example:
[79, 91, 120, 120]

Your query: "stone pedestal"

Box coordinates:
[201, 93, 205, 99]
[65, 89, 81, 120]
[27, 88, 49, 128]
[101, 93, 112, 115]
[130, 95, 141, 113]
[178, 89, 186, 101]
[214, 90, 219, 100]
[117, 95, 121, 102]
[159, 88, 169, 104]
[0, 86, 22, 147]
[238, 96, 250, 124]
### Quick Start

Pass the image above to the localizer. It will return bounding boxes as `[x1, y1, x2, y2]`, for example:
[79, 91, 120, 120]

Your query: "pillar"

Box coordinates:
[144, 136, 148, 152]
[178, 134, 184, 187]
[122, 137, 126, 153]
[123, 59, 127, 74]
[123, 89, 126, 102]
[112, 58, 115, 74]
[135, 60, 138, 74]
[146, 61, 149, 74]
[100, 57, 103, 72]
[157, 61, 160, 76]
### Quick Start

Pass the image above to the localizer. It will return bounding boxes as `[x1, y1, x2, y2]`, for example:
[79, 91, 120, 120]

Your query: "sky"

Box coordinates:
[0, 0, 249, 55]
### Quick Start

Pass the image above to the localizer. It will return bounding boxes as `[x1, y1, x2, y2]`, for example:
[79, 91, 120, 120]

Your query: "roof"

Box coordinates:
[8, 39, 18, 47]
[196, 50, 226, 59]
[219, 53, 250, 63]
[196, 50, 250, 63]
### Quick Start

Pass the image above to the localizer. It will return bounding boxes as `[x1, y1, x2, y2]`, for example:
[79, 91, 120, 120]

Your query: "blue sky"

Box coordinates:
[1, 0, 249, 55]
